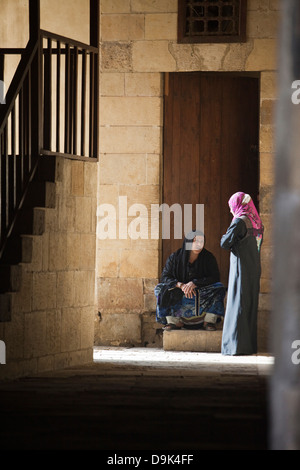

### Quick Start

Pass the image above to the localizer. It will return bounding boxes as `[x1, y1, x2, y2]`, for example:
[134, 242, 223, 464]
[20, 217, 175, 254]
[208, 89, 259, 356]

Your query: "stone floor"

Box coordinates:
[0, 346, 274, 452]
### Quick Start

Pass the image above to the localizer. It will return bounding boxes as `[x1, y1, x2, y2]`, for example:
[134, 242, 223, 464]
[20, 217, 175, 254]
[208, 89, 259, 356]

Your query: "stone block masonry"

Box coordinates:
[0, 157, 98, 380]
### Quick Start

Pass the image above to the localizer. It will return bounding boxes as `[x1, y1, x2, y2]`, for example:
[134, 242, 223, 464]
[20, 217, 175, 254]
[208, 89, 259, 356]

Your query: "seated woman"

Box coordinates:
[155, 230, 226, 331]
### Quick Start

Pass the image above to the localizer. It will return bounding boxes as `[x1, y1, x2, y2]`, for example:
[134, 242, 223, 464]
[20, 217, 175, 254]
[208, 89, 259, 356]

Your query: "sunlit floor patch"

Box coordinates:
[93, 346, 274, 368]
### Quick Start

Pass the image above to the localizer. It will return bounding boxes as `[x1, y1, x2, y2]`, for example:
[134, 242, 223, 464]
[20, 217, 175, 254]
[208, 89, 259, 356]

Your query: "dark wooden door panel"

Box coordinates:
[163, 72, 259, 286]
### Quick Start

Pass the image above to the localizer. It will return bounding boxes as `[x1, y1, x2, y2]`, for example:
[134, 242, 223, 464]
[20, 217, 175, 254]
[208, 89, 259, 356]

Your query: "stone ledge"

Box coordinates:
[163, 329, 222, 352]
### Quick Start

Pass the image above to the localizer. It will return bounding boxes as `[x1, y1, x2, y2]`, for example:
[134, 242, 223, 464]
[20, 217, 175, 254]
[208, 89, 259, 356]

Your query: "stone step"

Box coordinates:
[32, 207, 56, 235]
[21, 180, 56, 210]
[0, 234, 37, 265]
[0, 264, 22, 293]
[0, 157, 57, 323]
[163, 328, 223, 352]
[0, 292, 13, 322]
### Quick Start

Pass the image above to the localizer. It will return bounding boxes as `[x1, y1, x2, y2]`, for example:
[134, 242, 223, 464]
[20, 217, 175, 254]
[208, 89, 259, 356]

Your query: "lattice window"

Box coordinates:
[178, 0, 247, 43]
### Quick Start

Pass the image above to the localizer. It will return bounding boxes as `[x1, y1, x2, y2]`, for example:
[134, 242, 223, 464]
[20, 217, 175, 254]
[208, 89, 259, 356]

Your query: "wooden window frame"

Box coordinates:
[178, 0, 247, 44]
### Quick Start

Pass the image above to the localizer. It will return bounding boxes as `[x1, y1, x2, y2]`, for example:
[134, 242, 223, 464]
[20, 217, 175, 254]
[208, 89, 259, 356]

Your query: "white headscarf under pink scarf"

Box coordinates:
[228, 192, 263, 232]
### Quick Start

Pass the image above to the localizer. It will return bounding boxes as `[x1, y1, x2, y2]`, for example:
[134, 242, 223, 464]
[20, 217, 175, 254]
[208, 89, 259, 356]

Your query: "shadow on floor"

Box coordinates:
[0, 347, 273, 451]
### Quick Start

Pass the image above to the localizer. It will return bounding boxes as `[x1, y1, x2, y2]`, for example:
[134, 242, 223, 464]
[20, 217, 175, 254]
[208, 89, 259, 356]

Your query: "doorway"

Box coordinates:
[162, 72, 260, 286]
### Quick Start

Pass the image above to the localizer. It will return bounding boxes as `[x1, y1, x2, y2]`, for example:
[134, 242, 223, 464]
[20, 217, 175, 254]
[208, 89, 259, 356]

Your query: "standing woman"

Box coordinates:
[221, 192, 264, 355]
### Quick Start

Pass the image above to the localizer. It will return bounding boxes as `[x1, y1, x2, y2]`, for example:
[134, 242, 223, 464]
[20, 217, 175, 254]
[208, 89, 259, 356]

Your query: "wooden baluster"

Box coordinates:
[22, 76, 27, 182]
[0, 132, 3, 238]
[90, 0, 99, 160]
[64, 43, 70, 154]
[81, 49, 87, 157]
[11, 105, 16, 213]
[73, 46, 78, 156]
[44, 37, 52, 151]
[69, 46, 74, 154]
[4, 125, 8, 231]
[27, 65, 32, 172]
[89, 52, 95, 158]
[56, 40, 61, 153]
[18, 86, 24, 197]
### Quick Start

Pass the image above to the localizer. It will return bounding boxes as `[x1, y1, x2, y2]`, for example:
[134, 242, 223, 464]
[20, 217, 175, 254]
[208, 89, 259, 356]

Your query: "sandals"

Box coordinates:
[203, 322, 216, 331]
[163, 323, 182, 331]
[163, 321, 216, 331]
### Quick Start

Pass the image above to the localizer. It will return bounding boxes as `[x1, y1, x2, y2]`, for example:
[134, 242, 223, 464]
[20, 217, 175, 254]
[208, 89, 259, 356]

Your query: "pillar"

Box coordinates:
[271, 0, 300, 450]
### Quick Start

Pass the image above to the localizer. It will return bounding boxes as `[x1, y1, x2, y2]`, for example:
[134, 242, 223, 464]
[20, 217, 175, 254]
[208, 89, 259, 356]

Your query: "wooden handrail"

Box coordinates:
[0, 39, 39, 133]
[40, 30, 98, 159]
[0, 37, 41, 257]
[40, 29, 98, 53]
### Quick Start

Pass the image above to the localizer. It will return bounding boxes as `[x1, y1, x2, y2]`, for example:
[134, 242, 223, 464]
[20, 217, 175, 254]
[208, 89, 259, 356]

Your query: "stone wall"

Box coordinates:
[0, 157, 97, 380]
[41, 0, 90, 43]
[0, 0, 90, 93]
[0, 1, 98, 380]
[96, 0, 280, 349]
[0, 0, 29, 91]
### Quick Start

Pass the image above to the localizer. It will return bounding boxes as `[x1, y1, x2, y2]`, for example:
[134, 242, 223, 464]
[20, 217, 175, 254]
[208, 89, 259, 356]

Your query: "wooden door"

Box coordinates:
[162, 72, 259, 286]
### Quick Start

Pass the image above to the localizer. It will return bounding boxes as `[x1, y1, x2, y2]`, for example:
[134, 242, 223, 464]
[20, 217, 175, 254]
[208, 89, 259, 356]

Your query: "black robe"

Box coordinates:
[159, 235, 221, 308]
[220, 216, 263, 355]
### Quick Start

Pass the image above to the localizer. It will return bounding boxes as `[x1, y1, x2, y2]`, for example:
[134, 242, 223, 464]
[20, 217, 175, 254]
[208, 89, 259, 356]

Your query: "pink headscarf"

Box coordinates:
[228, 192, 263, 232]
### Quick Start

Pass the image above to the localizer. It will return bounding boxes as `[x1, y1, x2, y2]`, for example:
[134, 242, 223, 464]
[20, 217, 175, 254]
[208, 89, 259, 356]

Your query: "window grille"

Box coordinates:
[178, 0, 247, 43]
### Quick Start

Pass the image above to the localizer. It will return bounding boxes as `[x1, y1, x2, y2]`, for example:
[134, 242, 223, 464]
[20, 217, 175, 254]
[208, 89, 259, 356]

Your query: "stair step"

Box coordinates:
[0, 293, 13, 322]
[22, 180, 56, 210]
[0, 237, 22, 264]
[6, 182, 56, 240]
[0, 156, 57, 320]
[35, 156, 56, 183]
[13, 207, 34, 235]
[163, 329, 223, 352]
[0, 234, 34, 265]
[21, 235, 34, 263]
[0, 264, 22, 293]
[0, 156, 57, 265]
[33, 207, 46, 235]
